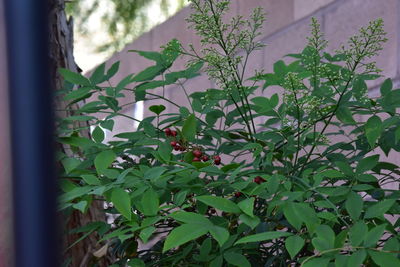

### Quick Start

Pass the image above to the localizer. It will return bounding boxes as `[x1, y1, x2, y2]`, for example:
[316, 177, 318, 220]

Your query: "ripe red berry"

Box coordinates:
[213, 155, 221, 165]
[171, 130, 177, 137]
[170, 141, 177, 147]
[234, 192, 242, 198]
[254, 176, 266, 184]
[164, 128, 172, 136]
[192, 150, 202, 158]
[174, 145, 181, 151]
[193, 157, 201, 162]
[202, 155, 209, 162]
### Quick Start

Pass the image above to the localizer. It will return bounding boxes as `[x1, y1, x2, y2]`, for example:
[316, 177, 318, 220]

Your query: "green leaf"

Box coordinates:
[350, 221, 367, 246]
[61, 158, 81, 174]
[364, 224, 387, 247]
[111, 188, 132, 220]
[283, 202, 319, 232]
[170, 211, 211, 225]
[100, 120, 114, 131]
[105, 61, 120, 80]
[336, 106, 356, 124]
[158, 142, 172, 163]
[239, 214, 260, 229]
[139, 226, 156, 243]
[209, 225, 229, 247]
[149, 105, 166, 115]
[345, 192, 363, 220]
[365, 115, 382, 147]
[90, 63, 106, 84]
[72, 201, 88, 213]
[364, 199, 396, 219]
[141, 189, 159, 216]
[238, 198, 255, 217]
[162, 224, 208, 252]
[59, 68, 91, 86]
[144, 166, 167, 180]
[302, 257, 331, 267]
[285, 235, 305, 259]
[132, 65, 165, 82]
[64, 87, 92, 101]
[369, 250, 400, 266]
[356, 155, 379, 174]
[81, 175, 101, 185]
[234, 231, 292, 245]
[210, 256, 223, 267]
[128, 258, 145, 267]
[224, 252, 251, 267]
[92, 126, 105, 143]
[94, 150, 116, 174]
[182, 114, 197, 141]
[348, 249, 367, 267]
[380, 78, 392, 96]
[312, 225, 335, 252]
[196, 196, 241, 213]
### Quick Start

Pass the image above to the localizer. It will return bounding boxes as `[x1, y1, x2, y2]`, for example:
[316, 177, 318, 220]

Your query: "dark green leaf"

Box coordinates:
[162, 224, 208, 252]
[59, 68, 91, 86]
[235, 231, 292, 245]
[196, 196, 241, 213]
[182, 114, 197, 141]
[365, 116, 382, 147]
[111, 188, 132, 220]
[285, 235, 305, 259]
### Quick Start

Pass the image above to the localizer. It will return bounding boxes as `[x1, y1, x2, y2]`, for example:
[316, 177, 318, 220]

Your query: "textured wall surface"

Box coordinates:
[0, 0, 13, 266]
[101, 0, 399, 128]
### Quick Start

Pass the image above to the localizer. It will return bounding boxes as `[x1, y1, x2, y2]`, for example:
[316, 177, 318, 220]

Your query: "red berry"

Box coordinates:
[234, 192, 242, 198]
[164, 128, 172, 136]
[193, 157, 201, 162]
[174, 145, 181, 151]
[192, 150, 202, 158]
[202, 155, 209, 162]
[254, 176, 266, 184]
[170, 141, 177, 147]
[213, 155, 221, 165]
[171, 130, 177, 137]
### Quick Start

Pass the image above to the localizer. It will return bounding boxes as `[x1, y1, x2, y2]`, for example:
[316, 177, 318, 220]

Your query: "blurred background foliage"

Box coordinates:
[66, 0, 189, 72]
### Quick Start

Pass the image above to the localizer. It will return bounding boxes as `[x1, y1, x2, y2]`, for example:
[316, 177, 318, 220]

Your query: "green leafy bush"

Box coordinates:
[58, 0, 400, 266]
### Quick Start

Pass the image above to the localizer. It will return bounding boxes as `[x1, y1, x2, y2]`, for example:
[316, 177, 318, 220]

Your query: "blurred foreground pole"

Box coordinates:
[5, 0, 59, 266]
[0, 0, 13, 266]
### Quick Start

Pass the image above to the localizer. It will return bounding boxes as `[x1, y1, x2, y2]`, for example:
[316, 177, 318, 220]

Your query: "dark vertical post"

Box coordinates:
[4, 0, 58, 266]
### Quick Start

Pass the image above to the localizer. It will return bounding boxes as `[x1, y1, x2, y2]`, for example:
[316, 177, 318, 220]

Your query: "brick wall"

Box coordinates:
[101, 0, 399, 134]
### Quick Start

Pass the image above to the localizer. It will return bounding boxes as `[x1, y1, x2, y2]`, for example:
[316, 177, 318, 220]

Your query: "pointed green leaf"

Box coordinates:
[162, 224, 208, 252]
[196, 196, 241, 213]
[365, 115, 382, 147]
[182, 114, 197, 141]
[364, 199, 396, 219]
[141, 189, 159, 216]
[224, 252, 251, 267]
[94, 150, 116, 174]
[238, 198, 255, 217]
[234, 231, 292, 245]
[345, 192, 363, 220]
[285, 235, 305, 259]
[59, 68, 91, 86]
[111, 188, 132, 220]
[209, 225, 229, 247]
[92, 126, 105, 143]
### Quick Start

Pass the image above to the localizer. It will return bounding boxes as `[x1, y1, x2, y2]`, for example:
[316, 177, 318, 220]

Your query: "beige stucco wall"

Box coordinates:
[101, 0, 399, 128]
[0, 0, 13, 266]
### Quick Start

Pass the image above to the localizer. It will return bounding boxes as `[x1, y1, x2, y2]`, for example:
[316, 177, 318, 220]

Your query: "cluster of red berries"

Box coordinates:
[164, 127, 222, 165]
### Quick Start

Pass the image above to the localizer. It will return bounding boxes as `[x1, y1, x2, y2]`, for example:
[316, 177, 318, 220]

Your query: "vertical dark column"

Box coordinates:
[4, 0, 58, 266]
